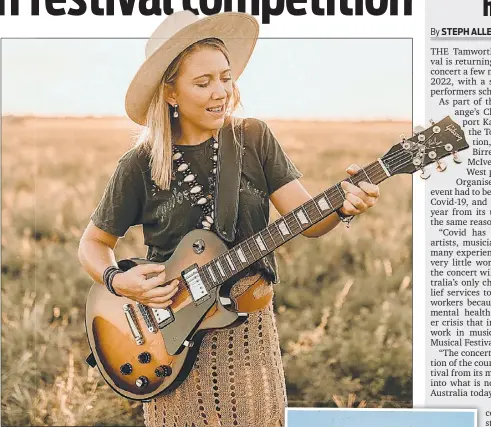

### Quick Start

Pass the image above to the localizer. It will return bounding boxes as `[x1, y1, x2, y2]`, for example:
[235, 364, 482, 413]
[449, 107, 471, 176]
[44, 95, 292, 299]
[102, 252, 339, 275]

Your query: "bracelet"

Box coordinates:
[103, 266, 123, 297]
[336, 208, 355, 228]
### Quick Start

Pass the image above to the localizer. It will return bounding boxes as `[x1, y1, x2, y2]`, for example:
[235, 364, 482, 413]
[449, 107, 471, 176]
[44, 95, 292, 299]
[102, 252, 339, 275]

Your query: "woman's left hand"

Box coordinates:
[338, 164, 381, 217]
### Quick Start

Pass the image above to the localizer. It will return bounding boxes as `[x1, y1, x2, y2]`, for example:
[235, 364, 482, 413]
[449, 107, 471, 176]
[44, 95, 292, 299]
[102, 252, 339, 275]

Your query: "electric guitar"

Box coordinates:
[85, 117, 468, 400]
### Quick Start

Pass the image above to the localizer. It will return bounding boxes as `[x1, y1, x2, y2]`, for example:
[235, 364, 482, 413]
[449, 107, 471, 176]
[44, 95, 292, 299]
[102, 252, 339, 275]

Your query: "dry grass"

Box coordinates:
[1, 116, 412, 425]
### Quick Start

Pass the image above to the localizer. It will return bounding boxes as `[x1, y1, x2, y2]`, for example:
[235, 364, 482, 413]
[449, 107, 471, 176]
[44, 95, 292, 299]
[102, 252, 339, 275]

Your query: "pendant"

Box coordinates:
[177, 163, 188, 172]
[172, 152, 182, 160]
[197, 197, 207, 205]
[184, 174, 195, 182]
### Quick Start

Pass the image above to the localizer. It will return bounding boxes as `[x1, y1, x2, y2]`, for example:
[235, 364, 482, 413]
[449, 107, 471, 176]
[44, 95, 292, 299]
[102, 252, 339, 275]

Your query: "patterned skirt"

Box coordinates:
[143, 274, 287, 427]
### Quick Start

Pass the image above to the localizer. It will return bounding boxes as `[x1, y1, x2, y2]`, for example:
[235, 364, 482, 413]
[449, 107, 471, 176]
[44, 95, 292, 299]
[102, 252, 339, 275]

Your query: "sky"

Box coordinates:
[287, 409, 475, 427]
[1, 38, 411, 120]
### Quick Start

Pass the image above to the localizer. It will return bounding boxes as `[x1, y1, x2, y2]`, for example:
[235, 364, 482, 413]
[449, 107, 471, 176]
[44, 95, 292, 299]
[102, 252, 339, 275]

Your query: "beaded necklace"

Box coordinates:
[171, 137, 218, 230]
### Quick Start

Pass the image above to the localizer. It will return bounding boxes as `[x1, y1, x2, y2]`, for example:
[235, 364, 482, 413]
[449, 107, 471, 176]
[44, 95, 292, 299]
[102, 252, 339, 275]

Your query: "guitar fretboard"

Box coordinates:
[199, 160, 389, 290]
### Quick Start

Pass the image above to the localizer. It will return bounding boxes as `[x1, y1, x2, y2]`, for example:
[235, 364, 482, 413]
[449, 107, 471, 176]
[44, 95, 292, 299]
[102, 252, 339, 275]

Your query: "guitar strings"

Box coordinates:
[197, 139, 446, 291]
[199, 153, 402, 289]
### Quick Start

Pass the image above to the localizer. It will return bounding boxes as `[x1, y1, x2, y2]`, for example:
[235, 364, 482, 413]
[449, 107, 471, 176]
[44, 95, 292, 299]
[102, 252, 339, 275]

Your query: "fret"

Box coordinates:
[262, 227, 275, 249]
[270, 222, 285, 244]
[241, 239, 254, 264]
[277, 219, 291, 237]
[225, 254, 235, 270]
[230, 248, 242, 268]
[315, 194, 332, 212]
[311, 197, 324, 217]
[326, 186, 343, 209]
[210, 262, 222, 281]
[372, 161, 388, 184]
[299, 204, 314, 226]
[335, 182, 345, 200]
[348, 173, 360, 186]
[236, 247, 247, 264]
[248, 235, 262, 258]
[215, 259, 226, 277]
[286, 211, 302, 234]
[294, 207, 309, 229]
[201, 267, 213, 287]
[207, 265, 218, 283]
[219, 254, 233, 278]
[255, 234, 267, 252]
[361, 168, 372, 184]
[305, 199, 322, 223]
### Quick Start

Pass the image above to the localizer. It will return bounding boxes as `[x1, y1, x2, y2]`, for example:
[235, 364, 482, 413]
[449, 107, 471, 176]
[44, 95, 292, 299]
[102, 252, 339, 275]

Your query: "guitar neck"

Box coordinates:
[199, 159, 390, 288]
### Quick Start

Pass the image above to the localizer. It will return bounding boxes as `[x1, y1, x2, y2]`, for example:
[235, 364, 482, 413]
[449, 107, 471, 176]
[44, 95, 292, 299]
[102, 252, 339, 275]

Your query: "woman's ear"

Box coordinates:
[163, 83, 177, 106]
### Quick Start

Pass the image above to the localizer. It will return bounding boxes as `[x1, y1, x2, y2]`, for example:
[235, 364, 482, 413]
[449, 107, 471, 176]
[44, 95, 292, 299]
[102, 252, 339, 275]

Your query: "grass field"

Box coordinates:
[1, 116, 412, 426]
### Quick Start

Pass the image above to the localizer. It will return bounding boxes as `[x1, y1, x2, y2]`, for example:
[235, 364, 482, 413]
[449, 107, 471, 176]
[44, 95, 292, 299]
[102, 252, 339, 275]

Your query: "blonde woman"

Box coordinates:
[78, 11, 381, 427]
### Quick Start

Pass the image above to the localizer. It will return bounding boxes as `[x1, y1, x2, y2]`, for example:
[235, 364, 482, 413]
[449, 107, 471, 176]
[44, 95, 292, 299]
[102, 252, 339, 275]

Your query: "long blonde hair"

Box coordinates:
[135, 38, 241, 190]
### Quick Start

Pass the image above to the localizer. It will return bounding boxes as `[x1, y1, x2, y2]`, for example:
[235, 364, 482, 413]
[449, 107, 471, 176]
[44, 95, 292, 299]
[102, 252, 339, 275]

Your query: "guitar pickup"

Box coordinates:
[182, 264, 211, 304]
[152, 307, 175, 329]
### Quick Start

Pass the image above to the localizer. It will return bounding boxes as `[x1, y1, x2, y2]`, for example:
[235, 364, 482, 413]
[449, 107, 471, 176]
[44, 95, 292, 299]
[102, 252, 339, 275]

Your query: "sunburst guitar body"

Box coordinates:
[85, 229, 273, 401]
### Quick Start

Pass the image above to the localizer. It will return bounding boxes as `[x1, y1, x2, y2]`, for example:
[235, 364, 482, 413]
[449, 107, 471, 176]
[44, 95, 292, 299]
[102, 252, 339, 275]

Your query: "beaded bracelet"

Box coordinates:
[103, 266, 123, 297]
[336, 208, 355, 228]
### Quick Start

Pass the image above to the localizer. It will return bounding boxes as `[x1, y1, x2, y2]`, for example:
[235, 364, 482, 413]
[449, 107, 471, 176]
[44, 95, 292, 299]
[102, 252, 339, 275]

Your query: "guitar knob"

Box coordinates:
[453, 152, 462, 164]
[135, 376, 149, 388]
[155, 365, 173, 378]
[436, 160, 447, 172]
[138, 352, 151, 364]
[420, 168, 431, 180]
[120, 363, 133, 376]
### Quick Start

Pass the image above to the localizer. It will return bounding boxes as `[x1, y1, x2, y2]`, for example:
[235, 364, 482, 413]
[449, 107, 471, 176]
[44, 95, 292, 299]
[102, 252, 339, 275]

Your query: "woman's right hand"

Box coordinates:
[111, 263, 179, 309]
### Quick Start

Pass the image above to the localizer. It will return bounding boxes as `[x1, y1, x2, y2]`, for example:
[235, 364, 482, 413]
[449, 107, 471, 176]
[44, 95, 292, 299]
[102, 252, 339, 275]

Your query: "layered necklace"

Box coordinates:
[171, 137, 219, 230]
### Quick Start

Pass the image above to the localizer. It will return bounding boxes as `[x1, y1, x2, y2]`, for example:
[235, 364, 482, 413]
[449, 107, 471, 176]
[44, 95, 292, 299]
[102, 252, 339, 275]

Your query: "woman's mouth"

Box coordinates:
[206, 105, 225, 116]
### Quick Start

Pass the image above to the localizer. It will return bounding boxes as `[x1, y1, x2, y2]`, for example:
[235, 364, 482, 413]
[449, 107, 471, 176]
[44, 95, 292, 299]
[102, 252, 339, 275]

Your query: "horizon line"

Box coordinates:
[2, 113, 412, 123]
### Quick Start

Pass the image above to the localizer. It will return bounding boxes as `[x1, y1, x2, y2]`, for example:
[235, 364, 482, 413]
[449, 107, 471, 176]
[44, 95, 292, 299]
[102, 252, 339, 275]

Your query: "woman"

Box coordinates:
[78, 11, 381, 427]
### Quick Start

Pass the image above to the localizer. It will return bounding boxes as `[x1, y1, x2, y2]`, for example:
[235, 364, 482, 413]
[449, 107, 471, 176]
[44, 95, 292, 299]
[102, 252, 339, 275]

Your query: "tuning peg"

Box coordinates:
[413, 125, 425, 135]
[436, 160, 447, 172]
[452, 152, 462, 164]
[400, 133, 406, 141]
[420, 168, 431, 180]
[429, 119, 435, 125]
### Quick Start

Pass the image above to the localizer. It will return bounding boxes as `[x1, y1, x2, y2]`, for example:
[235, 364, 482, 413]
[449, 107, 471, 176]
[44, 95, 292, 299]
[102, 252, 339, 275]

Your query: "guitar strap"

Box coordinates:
[213, 118, 244, 243]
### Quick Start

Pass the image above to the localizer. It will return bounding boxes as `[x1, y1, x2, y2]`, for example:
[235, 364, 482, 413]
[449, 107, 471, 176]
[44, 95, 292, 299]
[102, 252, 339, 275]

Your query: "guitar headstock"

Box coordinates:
[380, 117, 469, 179]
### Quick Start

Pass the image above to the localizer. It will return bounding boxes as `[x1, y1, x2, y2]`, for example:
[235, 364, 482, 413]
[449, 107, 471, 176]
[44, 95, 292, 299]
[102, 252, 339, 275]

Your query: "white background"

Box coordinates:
[0, 0, 426, 407]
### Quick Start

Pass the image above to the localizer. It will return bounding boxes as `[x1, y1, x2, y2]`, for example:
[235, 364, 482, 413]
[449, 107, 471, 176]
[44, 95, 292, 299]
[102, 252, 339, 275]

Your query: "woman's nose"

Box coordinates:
[211, 82, 228, 100]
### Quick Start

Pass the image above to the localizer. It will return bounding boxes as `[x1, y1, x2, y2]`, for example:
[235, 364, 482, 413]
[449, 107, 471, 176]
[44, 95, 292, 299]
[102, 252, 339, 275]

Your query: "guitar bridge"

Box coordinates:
[182, 264, 210, 305]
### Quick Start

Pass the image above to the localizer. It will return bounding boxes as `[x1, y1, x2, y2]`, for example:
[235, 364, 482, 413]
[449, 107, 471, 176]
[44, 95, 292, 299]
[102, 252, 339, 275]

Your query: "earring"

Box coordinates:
[173, 104, 179, 118]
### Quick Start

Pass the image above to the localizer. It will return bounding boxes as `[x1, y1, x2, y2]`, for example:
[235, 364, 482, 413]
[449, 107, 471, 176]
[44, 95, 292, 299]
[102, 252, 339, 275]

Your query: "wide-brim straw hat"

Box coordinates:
[125, 11, 259, 125]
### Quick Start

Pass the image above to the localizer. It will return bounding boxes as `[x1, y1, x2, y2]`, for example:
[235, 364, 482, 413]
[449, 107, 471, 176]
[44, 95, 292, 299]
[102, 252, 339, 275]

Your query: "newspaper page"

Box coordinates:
[426, 1, 491, 426]
[0, 1, 482, 427]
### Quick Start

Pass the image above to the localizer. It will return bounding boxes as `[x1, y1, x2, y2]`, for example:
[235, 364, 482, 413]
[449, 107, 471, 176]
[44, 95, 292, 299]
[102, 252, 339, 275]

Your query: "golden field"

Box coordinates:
[1, 117, 412, 426]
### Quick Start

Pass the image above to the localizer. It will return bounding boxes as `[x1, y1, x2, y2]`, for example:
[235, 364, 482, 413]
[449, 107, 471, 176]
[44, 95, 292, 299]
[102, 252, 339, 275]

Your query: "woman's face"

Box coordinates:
[170, 48, 233, 134]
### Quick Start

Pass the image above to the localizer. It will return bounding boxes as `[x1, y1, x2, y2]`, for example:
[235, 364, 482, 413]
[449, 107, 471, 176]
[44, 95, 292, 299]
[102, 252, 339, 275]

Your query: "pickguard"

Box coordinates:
[160, 288, 217, 355]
